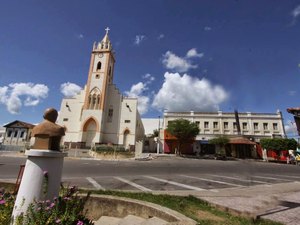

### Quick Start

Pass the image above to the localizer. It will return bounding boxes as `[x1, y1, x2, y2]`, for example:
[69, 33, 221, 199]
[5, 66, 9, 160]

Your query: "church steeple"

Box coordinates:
[94, 27, 112, 51]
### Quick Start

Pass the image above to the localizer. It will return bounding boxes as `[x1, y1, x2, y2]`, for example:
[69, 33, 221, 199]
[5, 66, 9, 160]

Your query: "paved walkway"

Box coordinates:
[155, 181, 300, 225]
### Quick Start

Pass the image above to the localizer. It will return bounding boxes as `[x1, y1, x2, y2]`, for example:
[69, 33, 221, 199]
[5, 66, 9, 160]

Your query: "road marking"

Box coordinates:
[181, 175, 246, 187]
[144, 176, 206, 191]
[209, 174, 270, 184]
[261, 174, 300, 180]
[86, 177, 105, 190]
[115, 177, 152, 192]
[252, 175, 293, 182]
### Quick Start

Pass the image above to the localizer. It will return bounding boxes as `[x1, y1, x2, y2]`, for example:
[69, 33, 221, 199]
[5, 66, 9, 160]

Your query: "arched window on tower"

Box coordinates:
[97, 61, 102, 71]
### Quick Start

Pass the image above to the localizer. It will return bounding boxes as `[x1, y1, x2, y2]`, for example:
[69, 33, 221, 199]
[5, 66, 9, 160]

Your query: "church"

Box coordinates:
[57, 28, 144, 149]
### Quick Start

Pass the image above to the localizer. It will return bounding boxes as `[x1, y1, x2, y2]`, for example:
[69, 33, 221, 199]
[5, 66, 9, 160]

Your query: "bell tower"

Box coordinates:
[83, 27, 115, 111]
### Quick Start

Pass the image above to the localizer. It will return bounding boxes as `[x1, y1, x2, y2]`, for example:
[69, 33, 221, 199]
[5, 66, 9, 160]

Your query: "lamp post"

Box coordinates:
[157, 116, 160, 154]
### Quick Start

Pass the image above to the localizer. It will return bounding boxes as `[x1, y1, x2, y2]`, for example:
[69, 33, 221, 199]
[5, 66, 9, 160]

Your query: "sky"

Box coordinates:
[1, 0, 300, 136]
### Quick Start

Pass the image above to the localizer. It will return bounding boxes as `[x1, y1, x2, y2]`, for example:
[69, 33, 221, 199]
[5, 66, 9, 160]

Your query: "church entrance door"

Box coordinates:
[83, 119, 97, 147]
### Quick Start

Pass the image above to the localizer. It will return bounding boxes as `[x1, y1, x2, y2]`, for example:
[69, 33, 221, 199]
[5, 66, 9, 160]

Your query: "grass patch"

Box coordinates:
[85, 190, 283, 225]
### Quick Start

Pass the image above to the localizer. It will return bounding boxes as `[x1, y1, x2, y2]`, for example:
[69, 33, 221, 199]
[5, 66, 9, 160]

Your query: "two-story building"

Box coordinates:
[161, 110, 286, 158]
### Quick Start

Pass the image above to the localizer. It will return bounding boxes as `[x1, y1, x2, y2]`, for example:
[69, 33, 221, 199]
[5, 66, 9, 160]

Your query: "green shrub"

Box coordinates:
[93, 145, 126, 153]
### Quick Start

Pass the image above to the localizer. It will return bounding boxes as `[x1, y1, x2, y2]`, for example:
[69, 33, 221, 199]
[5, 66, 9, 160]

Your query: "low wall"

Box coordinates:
[84, 194, 196, 225]
[89, 150, 134, 160]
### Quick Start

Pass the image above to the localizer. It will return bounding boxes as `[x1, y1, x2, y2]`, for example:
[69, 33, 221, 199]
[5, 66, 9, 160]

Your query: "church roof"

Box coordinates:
[101, 27, 111, 44]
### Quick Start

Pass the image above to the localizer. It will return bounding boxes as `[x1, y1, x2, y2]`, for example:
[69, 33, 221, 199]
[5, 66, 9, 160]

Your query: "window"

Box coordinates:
[7, 130, 12, 137]
[242, 122, 247, 130]
[263, 123, 268, 130]
[273, 123, 278, 130]
[95, 74, 100, 79]
[213, 122, 218, 129]
[108, 108, 113, 122]
[14, 131, 18, 138]
[224, 122, 228, 129]
[20, 131, 25, 138]
[253, 123, 258, 130]
[125, 120, 131, 123]
[63, 118, 68, 121]
[96, 61, 102, 71]
[233, 122, 237, 130]
[204, 121, 209, 129]
[195, 121, 200, 126]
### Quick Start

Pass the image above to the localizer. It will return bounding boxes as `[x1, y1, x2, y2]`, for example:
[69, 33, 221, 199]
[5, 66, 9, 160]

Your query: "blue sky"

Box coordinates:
[0, 0, 300, 136]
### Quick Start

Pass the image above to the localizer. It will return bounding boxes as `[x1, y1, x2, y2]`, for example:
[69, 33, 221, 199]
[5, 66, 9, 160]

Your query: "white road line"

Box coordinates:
[252, 175, 293, 182]
[115, 177, 152, 192]
[209, 174, 270, 184]
[86, 177, 105, 190]
[144, 176, 206, 191]
[261, 174, 300, 180]
[181, 175, 246, 187]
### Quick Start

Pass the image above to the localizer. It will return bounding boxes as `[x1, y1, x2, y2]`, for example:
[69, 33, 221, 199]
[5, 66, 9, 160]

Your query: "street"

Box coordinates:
[1, 156, 300, 192]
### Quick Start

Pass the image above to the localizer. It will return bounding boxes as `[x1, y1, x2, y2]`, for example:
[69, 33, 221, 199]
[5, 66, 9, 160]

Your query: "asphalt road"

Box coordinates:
[1, 156, 300, 192]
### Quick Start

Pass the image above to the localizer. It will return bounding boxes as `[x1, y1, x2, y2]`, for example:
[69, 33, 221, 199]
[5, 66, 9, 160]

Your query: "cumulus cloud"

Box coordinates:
[162, 48, 204, 72]
[285, 120, 297, 135]
[125, 82, 150, 115]
[0, 83, 49, 114]
[152, 72, 228, 112]
[124, 74, 156, 115]
[134, 35, 146, 45]
[60, 82, 82, 98]
[142, 73, 155, 84]
[186, 48, 204, 58]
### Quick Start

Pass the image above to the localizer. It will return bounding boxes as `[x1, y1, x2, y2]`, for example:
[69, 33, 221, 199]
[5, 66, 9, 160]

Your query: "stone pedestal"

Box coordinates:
[12, 149, 67, 223]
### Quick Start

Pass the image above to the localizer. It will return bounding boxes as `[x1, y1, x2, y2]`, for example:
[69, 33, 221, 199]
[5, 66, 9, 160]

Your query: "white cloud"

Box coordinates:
[285, 120, 297, 135]
[186, 48, 204, 58]
[162, 51, 197, 72]
[142, 73, 155, 84]
[134, 35, 146, 45]
[152, 72, 229, 112]
[204, 26, 212, 31]
[60, 82, 82, 98]
[0, 83, 49, 114]
[125, 82, 150, 115]
[162, 49, 204, 73]
[292, 5, 300, 18]
[158, 34, 165, 40]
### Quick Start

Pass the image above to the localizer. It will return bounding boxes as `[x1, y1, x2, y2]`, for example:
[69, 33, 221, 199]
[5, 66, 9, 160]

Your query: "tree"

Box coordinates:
[260, 138, 297, 151]
[166, 119, 199, 155]
[209, 136, 229, 156]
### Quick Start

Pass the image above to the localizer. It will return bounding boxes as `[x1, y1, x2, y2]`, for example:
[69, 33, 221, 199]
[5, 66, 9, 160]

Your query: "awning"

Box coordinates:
[229, 137, 256, 145]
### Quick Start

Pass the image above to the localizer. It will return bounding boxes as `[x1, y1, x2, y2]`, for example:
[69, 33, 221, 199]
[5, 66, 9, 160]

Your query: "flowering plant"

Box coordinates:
[15, 185, 93, 225]
[0, 188, 15, 225]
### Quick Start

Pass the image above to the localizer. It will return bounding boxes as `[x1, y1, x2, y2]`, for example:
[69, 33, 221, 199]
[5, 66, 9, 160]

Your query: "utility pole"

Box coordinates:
[157, 116, 160, 154]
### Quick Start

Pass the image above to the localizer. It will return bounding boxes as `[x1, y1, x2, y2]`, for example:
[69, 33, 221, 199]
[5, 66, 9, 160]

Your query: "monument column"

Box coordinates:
[12, 108, 67, 224]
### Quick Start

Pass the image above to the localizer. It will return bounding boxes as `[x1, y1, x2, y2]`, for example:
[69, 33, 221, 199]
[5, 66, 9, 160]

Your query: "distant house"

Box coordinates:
[3, 120, 35, 147]
[0, 126, 5, 143]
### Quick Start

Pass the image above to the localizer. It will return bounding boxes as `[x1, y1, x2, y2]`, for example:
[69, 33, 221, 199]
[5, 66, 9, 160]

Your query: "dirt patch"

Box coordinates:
[195, 209, 225, 222]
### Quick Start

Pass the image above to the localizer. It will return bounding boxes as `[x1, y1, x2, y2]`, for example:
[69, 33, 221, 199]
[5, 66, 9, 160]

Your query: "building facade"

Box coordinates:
[162, 110, 286, 156]
[2, 120, 35, 147]
[57, 29, 144, 149]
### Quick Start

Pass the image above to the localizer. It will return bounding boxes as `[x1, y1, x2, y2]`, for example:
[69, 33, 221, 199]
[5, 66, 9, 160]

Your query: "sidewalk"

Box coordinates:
[155, 182, 300, 225]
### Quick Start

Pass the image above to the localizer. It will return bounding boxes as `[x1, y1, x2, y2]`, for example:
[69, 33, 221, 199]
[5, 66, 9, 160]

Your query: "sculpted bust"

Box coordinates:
[32, 108, 65, 151]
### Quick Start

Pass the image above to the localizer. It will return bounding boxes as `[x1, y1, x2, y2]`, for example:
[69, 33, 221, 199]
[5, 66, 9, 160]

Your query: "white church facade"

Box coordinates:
[58, 29, 144, 149]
